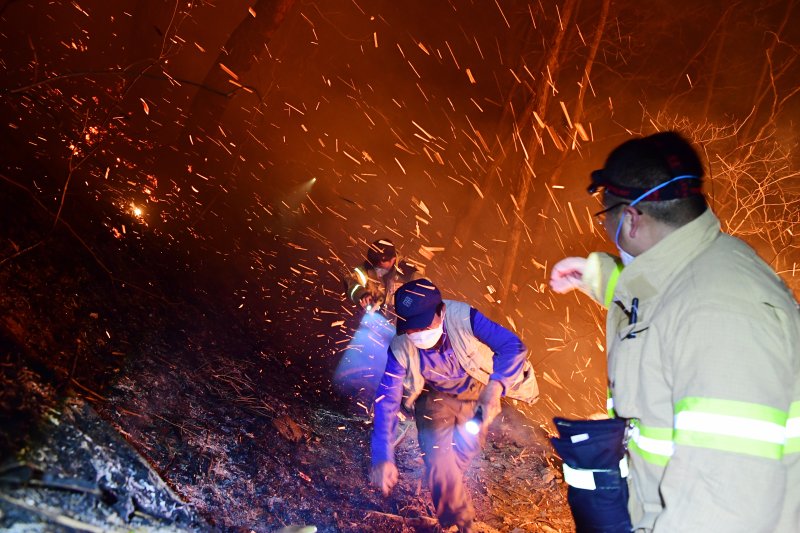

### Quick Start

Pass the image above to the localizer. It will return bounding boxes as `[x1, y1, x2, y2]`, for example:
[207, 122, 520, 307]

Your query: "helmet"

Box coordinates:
[366, 239, 396, 265]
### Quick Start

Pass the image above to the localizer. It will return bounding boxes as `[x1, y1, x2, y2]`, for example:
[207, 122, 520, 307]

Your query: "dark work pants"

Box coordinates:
[415, 387, 486, 529]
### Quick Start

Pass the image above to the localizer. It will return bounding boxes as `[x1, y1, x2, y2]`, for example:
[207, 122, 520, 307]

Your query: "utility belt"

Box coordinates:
[551, 417, 633, 533]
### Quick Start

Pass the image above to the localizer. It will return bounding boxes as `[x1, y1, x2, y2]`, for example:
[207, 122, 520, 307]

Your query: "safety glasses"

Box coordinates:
[593, 202, 629, 227]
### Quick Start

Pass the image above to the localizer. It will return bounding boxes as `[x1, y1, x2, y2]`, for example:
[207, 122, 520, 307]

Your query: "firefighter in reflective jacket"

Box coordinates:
[344, 239, 421, 320]
[550, 131, 800, 532]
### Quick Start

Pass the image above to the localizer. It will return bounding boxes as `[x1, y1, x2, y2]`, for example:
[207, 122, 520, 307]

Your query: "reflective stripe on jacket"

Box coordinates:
[344, 258, 420, 317]
[584, 209, 800, 532]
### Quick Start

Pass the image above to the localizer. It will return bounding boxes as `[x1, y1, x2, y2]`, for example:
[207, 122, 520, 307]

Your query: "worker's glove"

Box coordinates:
[476, 380, 504, 428]
[549, 257, 588, 294]
[370, 461, 398, 496]
[359, 294, 374, 310]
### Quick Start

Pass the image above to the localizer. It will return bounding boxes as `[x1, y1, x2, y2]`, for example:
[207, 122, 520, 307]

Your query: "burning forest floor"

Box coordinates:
[3, 363, 574, 532]
[0, 183, 574, 532]
[94, 353, 573, 532]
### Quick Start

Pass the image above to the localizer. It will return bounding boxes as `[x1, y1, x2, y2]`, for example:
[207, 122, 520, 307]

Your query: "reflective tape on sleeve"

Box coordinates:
[354, 267, 368, 286]
[349, 284, 362, 299]
[674, 397, 788, 460]
[561, 463, 596, 490]
[604, 263, 623, 308]
[606, 389, 616, 418]
[785, 401, 800, 455]
[628, 421, 674, 466]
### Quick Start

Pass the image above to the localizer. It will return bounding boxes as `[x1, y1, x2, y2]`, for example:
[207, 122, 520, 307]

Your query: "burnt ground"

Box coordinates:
[0, 180, 574, 532]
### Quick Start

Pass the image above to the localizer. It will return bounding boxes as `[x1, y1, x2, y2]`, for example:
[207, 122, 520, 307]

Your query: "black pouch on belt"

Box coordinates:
[550, 417, 633, 533]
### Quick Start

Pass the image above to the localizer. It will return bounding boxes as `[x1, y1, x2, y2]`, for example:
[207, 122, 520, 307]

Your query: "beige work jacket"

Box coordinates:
[583, 209, 800, 532]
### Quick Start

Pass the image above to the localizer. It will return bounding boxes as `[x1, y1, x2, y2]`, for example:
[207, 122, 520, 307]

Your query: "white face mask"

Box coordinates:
[614, 214, 635, 266]
[407, 324, 443, 349]
[375, 266, 390, 277]
[618, 246, 635, 266]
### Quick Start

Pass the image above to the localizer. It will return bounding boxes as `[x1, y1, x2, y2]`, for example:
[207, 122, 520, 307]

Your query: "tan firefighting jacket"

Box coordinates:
[582, 209, 800, 532]
[344, 258, 421, 319]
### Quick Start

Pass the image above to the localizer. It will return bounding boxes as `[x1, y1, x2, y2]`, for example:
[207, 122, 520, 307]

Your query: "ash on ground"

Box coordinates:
[0, 397, 204, 532]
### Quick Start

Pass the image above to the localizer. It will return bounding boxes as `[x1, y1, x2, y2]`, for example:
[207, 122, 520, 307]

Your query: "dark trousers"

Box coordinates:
[415, 387, 486, 529]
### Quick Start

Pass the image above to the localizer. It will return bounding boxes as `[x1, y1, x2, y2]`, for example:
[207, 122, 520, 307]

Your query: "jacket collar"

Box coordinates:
[615, 209, 720, 302]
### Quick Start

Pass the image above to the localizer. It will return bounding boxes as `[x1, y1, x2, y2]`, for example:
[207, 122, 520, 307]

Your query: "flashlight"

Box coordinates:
[465, 406, 483, 436]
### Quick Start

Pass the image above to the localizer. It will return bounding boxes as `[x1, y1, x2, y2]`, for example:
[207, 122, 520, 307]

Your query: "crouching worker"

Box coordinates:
[369, 278, 539, 532]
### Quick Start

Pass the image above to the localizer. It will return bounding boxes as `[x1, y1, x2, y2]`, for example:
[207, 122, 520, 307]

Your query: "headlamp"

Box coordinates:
[588, 169, 702, 201]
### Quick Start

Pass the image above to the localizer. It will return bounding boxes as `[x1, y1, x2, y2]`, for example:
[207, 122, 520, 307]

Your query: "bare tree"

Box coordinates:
[523, 0, 612, 262]
[180, 0, 296, 157]
[494, 0, 580, 317]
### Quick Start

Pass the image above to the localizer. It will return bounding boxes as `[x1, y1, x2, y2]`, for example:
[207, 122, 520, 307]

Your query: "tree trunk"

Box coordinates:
[739, 0, 796, 142]
[448, 19, 538, 249]
[494, 0, 588, 317]
[523, 0, 611, 251]
[180, 0, 295, 154]
[701, 7, 733, 119]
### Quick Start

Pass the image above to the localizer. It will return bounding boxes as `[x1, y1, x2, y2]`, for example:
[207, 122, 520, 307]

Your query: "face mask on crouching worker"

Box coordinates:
[406, 309, 445, 350]
[407, 322, 444, 349]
